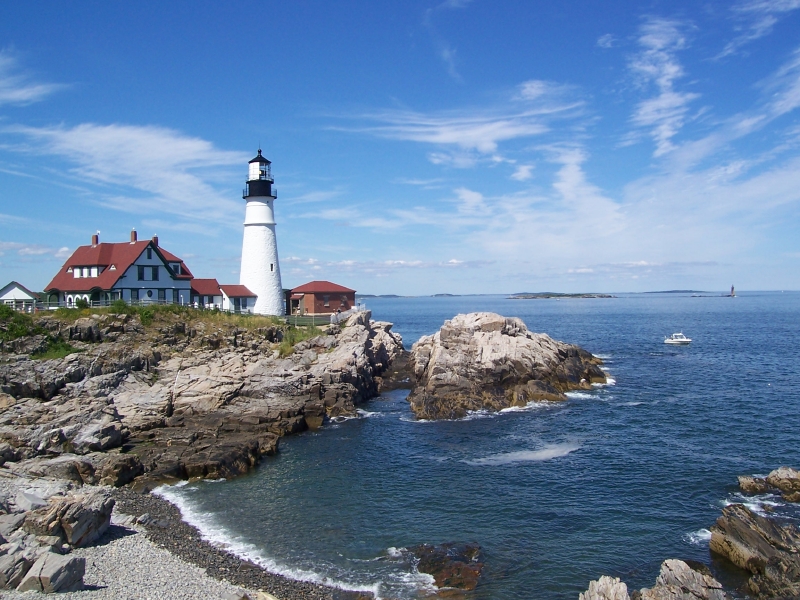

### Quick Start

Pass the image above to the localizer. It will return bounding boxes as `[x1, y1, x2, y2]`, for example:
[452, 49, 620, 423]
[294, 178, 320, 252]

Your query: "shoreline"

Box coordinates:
[111, 485, 373, 600]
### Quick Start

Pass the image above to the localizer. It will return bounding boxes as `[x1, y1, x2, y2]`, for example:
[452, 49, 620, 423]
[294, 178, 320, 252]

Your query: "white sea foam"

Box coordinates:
[356, 409, 382, 418]
[595, 354, 613, 360]
[499, 401, 553, 413]
[565, 391, 593, 399]
[686, 528, 712, 545]
[622, 401, 643, 406]
[465, 442, 581, 466]
[593, 376, 616, 387]
[722, 493, 784, 516]
[153, 484, 381, 597]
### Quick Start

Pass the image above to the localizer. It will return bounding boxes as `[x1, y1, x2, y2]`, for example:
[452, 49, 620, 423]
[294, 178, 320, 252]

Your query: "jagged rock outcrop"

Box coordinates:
[580, 560, 728, 600]
[407, 312, 606, 419]
[0, 310, 403, 482]
[709, 503, 800, 598]
[579, 576, 629, 600]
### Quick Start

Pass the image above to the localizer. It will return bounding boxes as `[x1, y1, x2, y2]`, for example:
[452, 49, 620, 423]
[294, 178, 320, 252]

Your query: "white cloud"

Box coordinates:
[511, 164, 534, 181]
[0, 241, 70, 260]
[719, 0, 800, 58]
[0, 51, 63, 107]
[597, 34, 617, 49]
[342, 79, 582, 157]
[10, 123, 246, 227]
[628, 18, 699, 156]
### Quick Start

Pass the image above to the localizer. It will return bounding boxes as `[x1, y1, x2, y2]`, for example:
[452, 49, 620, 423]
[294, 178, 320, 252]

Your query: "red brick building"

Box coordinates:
[287, 280, 356, 316]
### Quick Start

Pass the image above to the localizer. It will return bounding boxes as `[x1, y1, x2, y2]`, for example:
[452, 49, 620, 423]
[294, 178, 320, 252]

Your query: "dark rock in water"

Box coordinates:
[407, 542, 484, 591]
[710, 503, 800, 598]
[407, 312, 606, 420]
[738, 476, 771, 495]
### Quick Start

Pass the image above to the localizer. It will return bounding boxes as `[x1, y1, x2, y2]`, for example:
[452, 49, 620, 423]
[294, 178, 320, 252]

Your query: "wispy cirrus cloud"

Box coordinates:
[719, 0, 800, 58]
[422, 0, 474, 81]
[0, 50, 63, 107]
[628, 18, 699, 157]
[8, 123, 247, 227]
[337, 79, 583, 171]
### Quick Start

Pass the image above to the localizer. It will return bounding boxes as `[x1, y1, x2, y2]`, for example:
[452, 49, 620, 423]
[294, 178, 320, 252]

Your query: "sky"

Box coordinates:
[1, 1, 800, 295]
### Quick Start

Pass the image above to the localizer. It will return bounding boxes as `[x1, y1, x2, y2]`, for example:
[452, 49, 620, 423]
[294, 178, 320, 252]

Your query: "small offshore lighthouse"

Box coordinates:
[239, 149, 284, 315]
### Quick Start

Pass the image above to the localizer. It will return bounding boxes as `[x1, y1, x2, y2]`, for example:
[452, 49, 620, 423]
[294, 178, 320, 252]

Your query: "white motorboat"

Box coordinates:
[664, 332, 692, 345]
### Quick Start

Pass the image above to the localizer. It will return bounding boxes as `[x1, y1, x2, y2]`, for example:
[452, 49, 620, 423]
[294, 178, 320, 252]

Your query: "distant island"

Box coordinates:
[508, 292, 615, 299]
[643, 290, 709, 294]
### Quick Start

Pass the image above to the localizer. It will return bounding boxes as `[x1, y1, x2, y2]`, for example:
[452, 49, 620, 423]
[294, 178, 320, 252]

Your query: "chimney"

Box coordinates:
[130, 229, 137, 243]
[152, 234, 159, 247]
[91, 232, 99, 247]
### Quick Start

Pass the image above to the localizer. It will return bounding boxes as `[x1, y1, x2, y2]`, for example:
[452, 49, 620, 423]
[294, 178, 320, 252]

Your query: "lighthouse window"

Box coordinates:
[270, 263, 274, 272]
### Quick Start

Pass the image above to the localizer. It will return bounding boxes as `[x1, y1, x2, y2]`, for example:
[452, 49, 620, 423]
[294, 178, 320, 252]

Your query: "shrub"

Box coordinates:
[277, 325, 322, 357]
[75, 298, 90, 309]
[32, 338, 81, 360]
[0, 304, 41, 341]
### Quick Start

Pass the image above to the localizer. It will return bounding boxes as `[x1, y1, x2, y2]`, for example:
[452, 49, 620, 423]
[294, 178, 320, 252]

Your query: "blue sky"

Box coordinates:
[2, 0, 800, 295]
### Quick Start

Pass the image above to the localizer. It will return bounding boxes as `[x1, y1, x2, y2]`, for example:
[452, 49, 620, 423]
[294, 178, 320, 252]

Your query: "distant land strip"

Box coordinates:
[508, 293, 615, 299]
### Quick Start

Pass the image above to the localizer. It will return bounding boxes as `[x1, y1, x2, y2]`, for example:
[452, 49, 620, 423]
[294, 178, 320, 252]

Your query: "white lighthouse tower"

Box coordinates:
[239, 149, 284, 315]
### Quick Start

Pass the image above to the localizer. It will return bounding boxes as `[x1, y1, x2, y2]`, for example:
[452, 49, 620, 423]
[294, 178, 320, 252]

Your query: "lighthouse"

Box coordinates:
[239, 149, 284, 315]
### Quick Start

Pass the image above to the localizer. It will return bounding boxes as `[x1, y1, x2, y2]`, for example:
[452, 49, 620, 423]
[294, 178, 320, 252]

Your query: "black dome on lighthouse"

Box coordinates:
[249, 148, 271, 165]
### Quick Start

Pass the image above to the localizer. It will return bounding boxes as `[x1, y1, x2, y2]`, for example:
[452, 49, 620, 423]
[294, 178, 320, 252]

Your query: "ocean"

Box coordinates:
[156, 292, 800, 599]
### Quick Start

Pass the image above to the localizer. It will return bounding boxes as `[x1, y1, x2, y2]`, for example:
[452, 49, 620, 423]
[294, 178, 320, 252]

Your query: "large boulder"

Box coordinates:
[15, 551, 85, 592]
[407, 313, 606, 419]
[0, 552, 33, 589]
[23, 489, 114, 548]
[709, 503, 800, 598]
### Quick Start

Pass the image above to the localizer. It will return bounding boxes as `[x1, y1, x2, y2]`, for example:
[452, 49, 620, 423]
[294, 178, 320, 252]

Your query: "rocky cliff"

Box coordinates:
[0, 308, 403, 484]
[407, 312, 606, 420]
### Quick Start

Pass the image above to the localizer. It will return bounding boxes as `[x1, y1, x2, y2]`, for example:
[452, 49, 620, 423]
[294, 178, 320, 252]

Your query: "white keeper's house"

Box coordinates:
[44, 230, 195, 307]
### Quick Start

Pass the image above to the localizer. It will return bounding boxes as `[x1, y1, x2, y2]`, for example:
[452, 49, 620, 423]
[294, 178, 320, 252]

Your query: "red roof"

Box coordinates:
[292, 280, 355, 294]
[191, 278, 221, 296]
[220, 284, 256, 297]
[45, 240, 192, 293]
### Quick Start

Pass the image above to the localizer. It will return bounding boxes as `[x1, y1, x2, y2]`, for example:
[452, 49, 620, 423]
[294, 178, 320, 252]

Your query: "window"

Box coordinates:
[131, 289, 139, 302]
[147, 290, 153, 298]
[90, 267, 98, 277]
[173, 289, 179, 304]
[147, 248, 152, 260]
[158, 289, 165, 302]
[151, 266, 159, 281]
[323, 294, 330, 307]
[241, 297, 247, 309]
[73, 268, 80, 279]
[270, 263, 274, 272]
[138, 266, 145, 281]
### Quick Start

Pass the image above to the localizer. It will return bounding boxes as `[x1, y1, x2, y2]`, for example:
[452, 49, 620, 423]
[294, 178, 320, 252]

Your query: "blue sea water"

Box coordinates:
[157, 292, 800, 599]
